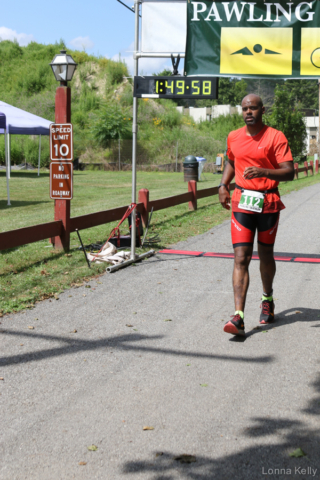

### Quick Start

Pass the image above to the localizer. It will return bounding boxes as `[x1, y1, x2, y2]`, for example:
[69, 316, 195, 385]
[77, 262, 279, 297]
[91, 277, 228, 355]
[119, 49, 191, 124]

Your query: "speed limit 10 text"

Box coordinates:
[50, 123, 73, 161]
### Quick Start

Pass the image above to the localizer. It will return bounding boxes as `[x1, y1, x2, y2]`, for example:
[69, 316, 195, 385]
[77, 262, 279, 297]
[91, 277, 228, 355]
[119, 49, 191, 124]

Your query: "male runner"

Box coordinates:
[218, 94, 294, 336]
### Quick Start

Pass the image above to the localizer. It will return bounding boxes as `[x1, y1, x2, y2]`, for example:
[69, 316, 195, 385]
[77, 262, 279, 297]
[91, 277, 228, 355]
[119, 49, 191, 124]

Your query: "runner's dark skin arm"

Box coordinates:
[219, 159, 235, 210]
[243, 161, 294, 181]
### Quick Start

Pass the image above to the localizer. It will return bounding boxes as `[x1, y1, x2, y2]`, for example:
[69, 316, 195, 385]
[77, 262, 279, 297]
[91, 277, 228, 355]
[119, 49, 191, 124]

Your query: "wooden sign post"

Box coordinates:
[51, 86, 72, 251]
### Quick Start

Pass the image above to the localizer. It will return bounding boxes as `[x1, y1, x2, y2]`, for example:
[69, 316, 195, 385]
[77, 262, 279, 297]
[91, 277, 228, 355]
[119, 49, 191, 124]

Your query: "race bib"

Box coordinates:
[238, 189, 264, 213]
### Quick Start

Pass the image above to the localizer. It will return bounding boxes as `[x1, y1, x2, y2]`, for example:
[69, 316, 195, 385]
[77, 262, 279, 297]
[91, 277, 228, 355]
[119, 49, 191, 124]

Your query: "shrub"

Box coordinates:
[119, 84, 134, 107]
[107, 59, 128, 85]
[91, 103, 132, 147]
[159, 105, 182, 127]
[72, 110, 88, 128]
[198, 113, 244, 144]
[78, 89, 100, 112]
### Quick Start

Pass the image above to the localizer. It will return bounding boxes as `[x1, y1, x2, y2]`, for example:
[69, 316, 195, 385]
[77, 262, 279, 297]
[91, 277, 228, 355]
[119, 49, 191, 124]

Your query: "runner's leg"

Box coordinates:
[257, 212, 279, 323]
[257, 212, 279, 294]
[257, 243, 276, 295]
[231, 212, 256, 312]
[224, 212, 256, 335]
[233, 245, 253, 312]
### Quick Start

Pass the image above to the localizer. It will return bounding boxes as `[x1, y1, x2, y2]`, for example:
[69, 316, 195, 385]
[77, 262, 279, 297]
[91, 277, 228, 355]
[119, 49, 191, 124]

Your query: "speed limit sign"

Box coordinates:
[50, 123, 73, 161]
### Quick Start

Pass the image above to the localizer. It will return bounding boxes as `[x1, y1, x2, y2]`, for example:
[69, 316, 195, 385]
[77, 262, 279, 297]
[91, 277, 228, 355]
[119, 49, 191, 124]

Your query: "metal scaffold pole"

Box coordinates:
[108, 0, 155, 273]
[130, 0, 140, 260]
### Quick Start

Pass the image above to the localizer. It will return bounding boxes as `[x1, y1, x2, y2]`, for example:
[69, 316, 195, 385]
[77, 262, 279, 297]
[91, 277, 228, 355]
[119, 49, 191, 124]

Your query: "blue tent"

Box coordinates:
[0, 101, 52, 135]
[0, 101, 52, 206]
[0, 112, 5, 130]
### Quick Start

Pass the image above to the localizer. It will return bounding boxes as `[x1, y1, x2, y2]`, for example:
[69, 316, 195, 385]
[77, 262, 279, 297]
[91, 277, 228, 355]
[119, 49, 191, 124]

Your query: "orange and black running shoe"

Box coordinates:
[223, 314, 245, 336]
[260, 299, 275, 324]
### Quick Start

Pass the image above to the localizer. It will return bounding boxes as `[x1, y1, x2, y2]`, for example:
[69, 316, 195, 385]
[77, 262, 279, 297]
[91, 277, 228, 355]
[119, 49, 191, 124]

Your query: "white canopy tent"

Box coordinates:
[0, 101, 52, 205]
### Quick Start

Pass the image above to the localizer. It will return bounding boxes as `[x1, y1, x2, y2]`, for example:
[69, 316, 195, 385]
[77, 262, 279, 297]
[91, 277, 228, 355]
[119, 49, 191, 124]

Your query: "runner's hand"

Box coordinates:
[243, 167, 266, 179]
[219, 187, 230, 210]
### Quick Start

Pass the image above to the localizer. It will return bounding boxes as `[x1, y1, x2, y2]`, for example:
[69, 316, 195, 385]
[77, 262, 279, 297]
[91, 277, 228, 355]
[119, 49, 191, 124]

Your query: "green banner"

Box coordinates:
[185, 0, 320, 78]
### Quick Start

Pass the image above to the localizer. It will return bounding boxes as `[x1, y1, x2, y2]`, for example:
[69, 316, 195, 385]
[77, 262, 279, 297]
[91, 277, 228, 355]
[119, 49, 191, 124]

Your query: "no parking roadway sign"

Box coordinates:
[50, 161, 73, 200]
[50, 123, 73, 161]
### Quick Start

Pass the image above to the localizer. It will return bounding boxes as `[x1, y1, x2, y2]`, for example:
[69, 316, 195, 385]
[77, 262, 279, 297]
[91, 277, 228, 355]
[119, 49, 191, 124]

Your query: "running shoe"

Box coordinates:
[259, 298, 275, 324]
[223, 314, 245, 336]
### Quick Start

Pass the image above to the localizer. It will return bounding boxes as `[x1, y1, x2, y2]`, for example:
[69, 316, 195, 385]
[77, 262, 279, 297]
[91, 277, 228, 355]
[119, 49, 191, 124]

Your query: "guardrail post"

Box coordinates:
[304, 161, 308, 177]
[316, 159, 319, 174]
[294, 163, 299, 180]
[310, 160, 314, 175]
[138, 188, 149, 227]
[188, 180, 197, 211]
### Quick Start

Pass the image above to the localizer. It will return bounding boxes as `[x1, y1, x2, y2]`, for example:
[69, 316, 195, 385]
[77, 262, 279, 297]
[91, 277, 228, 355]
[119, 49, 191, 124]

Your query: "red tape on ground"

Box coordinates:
[159, 249, 203, 256]
[158, 250, 320, 263]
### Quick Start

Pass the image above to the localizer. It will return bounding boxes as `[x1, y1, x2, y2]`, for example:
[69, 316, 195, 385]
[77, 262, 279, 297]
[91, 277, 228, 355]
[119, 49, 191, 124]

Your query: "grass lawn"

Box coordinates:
[0, 169, 319, 315]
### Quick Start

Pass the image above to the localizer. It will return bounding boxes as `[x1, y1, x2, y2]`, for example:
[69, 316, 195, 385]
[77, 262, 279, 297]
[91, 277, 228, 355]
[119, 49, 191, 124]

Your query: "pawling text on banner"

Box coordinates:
[185, 0, 320, 78]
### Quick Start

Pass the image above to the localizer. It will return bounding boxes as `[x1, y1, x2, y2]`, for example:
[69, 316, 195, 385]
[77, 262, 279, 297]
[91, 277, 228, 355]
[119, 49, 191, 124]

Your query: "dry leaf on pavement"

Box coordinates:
[289, 448, 306, 457]
[87, 445, 98, 451]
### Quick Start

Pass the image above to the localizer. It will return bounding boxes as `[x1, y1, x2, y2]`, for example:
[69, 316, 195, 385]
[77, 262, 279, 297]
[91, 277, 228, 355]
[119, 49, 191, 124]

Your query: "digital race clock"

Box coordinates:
[133, 76, 219, 99]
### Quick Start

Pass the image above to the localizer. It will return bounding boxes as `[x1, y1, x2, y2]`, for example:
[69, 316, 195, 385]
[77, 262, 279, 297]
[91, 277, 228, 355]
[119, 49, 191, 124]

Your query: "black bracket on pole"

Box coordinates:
[171, 54, 181, 76]
[116, 0, 141, 17]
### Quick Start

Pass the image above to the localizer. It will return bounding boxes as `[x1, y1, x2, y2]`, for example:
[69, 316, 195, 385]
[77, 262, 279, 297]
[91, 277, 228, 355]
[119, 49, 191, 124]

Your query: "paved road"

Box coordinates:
[1, 184, 320, 480]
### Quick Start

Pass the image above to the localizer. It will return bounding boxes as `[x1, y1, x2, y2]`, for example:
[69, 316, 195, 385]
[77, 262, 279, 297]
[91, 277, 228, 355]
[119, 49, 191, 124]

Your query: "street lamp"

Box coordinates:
[49, 50, 77, 86]
[49, 49, 77, 251]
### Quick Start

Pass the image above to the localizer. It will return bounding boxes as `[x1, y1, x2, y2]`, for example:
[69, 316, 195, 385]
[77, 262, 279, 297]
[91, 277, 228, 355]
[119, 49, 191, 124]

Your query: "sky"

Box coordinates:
[1, 0, 173, 75]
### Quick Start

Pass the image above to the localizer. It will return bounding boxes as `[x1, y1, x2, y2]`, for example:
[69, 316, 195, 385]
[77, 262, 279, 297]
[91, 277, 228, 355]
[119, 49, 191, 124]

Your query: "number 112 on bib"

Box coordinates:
[238, 190, 264, 213]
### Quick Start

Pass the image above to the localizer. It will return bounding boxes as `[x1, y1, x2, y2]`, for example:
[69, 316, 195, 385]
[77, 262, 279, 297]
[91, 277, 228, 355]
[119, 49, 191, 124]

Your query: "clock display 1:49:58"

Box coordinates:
[155, 79, 212, 95]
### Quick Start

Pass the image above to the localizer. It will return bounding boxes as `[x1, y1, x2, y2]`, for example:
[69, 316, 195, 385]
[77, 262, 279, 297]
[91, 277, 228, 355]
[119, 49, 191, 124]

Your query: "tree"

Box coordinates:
[264, 85, 307, 158]
[245, 79, 319, 111]
[245, 78, 283, 107]
[281, 80, 318, 111]
[218, 78, 248, 106]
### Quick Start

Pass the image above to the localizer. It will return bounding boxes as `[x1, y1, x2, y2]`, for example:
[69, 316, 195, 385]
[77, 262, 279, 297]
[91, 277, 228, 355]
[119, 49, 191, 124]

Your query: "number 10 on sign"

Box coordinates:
[50, 123, 73, 161]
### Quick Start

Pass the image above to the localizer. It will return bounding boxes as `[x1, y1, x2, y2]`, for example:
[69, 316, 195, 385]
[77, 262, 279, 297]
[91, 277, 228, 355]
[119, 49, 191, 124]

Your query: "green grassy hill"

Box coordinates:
[0, 40, 243, 167]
